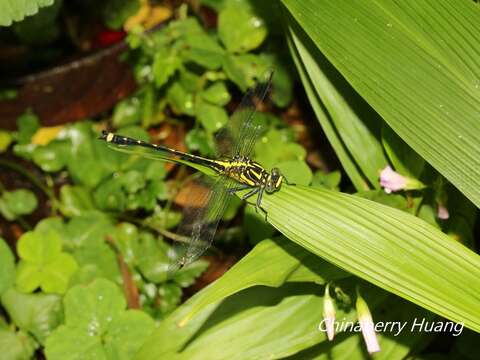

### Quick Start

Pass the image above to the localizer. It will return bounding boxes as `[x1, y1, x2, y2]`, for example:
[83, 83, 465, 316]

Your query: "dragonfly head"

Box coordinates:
[266, 167, 283, 193]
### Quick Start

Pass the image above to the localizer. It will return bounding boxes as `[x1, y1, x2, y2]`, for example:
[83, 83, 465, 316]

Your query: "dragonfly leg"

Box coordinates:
[256, 186, 264, 212]
[284, 176, 296, 186]
[255, 187, 269, 221]
[227, 184, 251, 195]
[241, 187, 260, 202]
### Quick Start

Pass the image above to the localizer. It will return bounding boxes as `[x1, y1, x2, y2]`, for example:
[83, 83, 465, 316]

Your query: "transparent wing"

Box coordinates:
[168, 175, 236, 274]
[215, 72, 273, 158]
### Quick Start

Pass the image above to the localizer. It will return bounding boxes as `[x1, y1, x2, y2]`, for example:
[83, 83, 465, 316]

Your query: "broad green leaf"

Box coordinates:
[266, 53, 294, 108]
[45, 279, 155, 360]
[0, 189, 38, 220]
[282, 0, 480, 207]
[0, 130, 13, 152]
[287, 28, 370, 191]
[218, 5, 267, 53]
[136, 280, 387, 359]
[185, 128, 216, 156]
[73, 243, 120, 284]
[35, 216, 65, 235]
[179, 237, 348, 326]
[64, 122, 109, 187]
[200, 82, 231, 106]
[171, 260, 209, 288]
[287, 18, 387, 190]
[372, 297, 436, 360]
[16, 230, 78, 294]
[32, 140, 69, 172]
[182, 32, 225, 70]
[357, 189, 412, 214]
[63, 278, 121, 330]
[254, 128, 306, 170]
[17, 230, 61, 263]
[64, 213, 114, 249]
[152, 47, 181, 88]
[119, 230, 170, 283]
[254, 184, 480, 332]
[277, 160, 312, 186]
[311, 170, 341, 191]
[112, 96, 142, 128]
[1, 288, 63, 344]
[45, 326, 104, 360]
[93, 177, 127, 211]
[0, 328, 36, 360]
[103, 311, 156, 359]
[156, 283, 182, 314]
[222, 53, 271, 91]
[59, 185, 95, 217]
[0, 0, 54, 26]
[244, 206, 275, 244]
[15, 110, 40, 145]
[195, 100, 229, 133]
[167, 82, 195, 116]
[286, 294, 433, 359]
[382, 125, 426, 179]
[0, 238, 15, 295]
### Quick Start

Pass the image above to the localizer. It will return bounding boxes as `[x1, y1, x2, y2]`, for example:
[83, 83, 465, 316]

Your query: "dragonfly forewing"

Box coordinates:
[168, 175, 238, 272]
[215, 72, 273, 158]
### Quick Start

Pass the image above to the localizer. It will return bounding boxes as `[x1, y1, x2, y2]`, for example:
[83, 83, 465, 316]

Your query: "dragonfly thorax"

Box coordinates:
[219, 156, 283, 193]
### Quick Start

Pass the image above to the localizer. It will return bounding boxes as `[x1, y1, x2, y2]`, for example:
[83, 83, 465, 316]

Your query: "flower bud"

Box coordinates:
[356, 290, 380, 354]
[322, 283, 336, 341]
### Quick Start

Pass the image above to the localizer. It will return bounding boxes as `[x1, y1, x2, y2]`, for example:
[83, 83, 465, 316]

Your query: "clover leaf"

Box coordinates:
[0, 328, 37, 360]
[0, 189, 38, 221]
[44, 279, 155, 360]
[0, 238, 15, 295]
[1, 288, 63, 344]
[218, 6, 267, 53]
[16, 230, 78, 294]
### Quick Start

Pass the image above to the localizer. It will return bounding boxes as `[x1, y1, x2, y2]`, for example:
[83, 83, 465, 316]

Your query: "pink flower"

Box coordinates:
[379, 166, 425, 194]
[437, 203, 449, 220]
[380, 166, 407, 194]
[322, 284, 336, 341]
[356, 291, 381, 354]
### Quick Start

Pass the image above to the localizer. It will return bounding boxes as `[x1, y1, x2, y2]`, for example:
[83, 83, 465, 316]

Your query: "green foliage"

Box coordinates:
[0, 0, 54, 26]
[0, 238, 15, 295]
[259, 185, 480, 332]
[15, 110, 40, 145]
[0, 189, 38, 221]
[218, 5, 267, 53]
[12, 0, 62, 45]
[1, 289, 63, 344]
[283, 0, 480, 207]
[103, 0, 139, 30]
[311, 170, 341, 190]
[0, 327, 37, 360]
[178, 237, 349, 326]
[44, 278, 155, 360]
[16, 228, 78, 294]
[123, 10, 294, 136]
[1, 1, 478, 358]
[0, 130, 13, 152]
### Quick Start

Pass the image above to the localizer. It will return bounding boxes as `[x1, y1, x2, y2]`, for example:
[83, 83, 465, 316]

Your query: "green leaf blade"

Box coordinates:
[259, 185, 480, 332]
[282, 0, 480, 206]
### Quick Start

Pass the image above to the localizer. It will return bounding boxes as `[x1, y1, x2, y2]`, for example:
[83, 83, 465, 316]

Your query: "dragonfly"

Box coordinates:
[100, 74, 287, 270]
